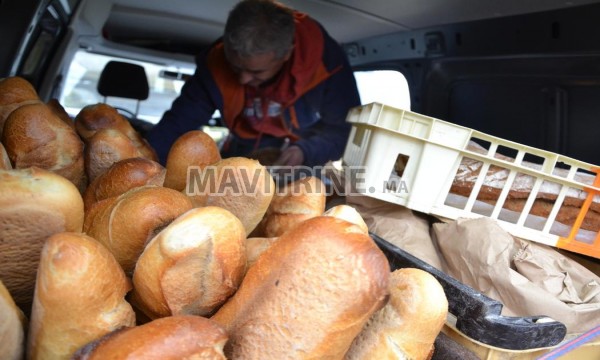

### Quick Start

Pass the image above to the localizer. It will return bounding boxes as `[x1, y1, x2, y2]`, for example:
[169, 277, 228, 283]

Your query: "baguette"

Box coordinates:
[253, 175, 326, 237]
[0, 279, 25, 360]
[0, 167, 84, 316]
[345, 268, 448, 360]
[82, 157, 166, 210]
[74, 103, 157, 161]
[0, 76, 41, 138]
[131, 206, 247, 319]
[72, 315, 227, 360]
[26, 232, 135, 360]
[211, 216, 390, 359]
[164, 130, 221, 191]
[450, 141, 600, 232]
[188, 157, 275, 235]
[2, 102, 86, 191]
[83, 185, 194, 275]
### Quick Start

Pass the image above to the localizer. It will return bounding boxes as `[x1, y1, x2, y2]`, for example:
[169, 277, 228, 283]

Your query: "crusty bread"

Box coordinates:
[0, 279, 25, 360]
[245, 236, 278, 269]
[188, 157, 275, 235]
[0, 142, 11, 169]
[131, 206, 247, 319]
[83, 185, 194, 275]
[72, 315, 227, 360]
[345, 268, 448, 360]
[253, 175, 326, 237]
[82, 157, 166, 210]
[323, 204, 369, 235]
[2, 102, 86, 191]
[74, 103, 157, 161]
[450, 141, 600, 232]
[164, 130, 221, 191]
[211, 216, 390, 359]
[0, 167, 84, 316]
[26, 232, 136, 360]
[46, 98, 75, 129]
[0, 76, 41, 138]
[84, 128, 147, 182]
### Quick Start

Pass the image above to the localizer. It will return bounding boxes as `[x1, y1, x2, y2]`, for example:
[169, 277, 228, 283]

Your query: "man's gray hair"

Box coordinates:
[223, 0, 295, 60]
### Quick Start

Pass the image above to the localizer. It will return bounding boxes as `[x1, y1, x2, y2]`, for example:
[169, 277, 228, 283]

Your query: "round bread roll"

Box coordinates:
[26, 232, 136, 360]
[84, 128, 146, 182]
[2, 102, 86, 191]
[0, 279, 25, 360]
[131, 206, 247, 319]
[323, 204, 369, 234]
[0, 167, 84, 315]
[345, 268, 449, 360]
[164, 130, 221, 192]
[83, 185, 194, 275]
[0, 142, 12, 169]
[211, 216, 390, 359]
[0, 76, 41, 138]
[82, 157, 166, 210]
[72, 315, 227, 360]
[74, 103, 157, 160]
[188, 157, 275, 235]
[254, 175, 326, 237]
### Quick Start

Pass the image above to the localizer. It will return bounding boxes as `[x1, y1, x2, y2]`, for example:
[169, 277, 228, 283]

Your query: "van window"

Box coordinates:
[59, 50, 194, 123]
[354, 70, 410, 110]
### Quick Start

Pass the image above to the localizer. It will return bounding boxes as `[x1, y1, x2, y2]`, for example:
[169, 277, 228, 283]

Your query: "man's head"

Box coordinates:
[223, 0, 295, 87]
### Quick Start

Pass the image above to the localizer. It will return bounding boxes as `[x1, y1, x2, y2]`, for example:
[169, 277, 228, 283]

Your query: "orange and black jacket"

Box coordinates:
[146, 12, 361, 166]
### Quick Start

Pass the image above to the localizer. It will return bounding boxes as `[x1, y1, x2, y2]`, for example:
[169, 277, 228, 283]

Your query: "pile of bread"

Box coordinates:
[0, 76, 448, 360]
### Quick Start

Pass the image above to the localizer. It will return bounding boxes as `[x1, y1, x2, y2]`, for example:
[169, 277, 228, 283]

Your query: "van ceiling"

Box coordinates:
[102, 0, 600, 54]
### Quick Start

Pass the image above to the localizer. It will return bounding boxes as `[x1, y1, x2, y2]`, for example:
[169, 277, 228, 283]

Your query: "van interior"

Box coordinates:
[3, 0, 600, 163]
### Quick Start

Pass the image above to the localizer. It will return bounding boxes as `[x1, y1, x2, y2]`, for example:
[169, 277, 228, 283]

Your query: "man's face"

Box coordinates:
[226, 50, 291, 88]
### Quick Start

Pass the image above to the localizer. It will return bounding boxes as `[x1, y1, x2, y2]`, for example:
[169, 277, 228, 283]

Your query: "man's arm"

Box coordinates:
[145, 62, 219, 165]
[293, 50, 361, 167]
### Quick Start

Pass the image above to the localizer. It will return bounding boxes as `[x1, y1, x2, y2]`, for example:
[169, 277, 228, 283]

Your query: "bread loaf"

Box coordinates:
[450, 141, 600, 232]
[345, 268, 448, 360]
[0, 279, 25, 360]
[26, 232, 136, 360]
[245, 236, 278, 269]
[164, 130, 221, 191]
[82, 157, 166, 210]
[188, 157, 275, 235]
[131, 206, 247, 319]
[0, 76, 41, 138]
[211, 216, 390, 359]
[84, 128, 147, 182]
[83, 185, 194, 275]
[75, 103, 157, 161]
[0, 167, 84, 315]
[254, 175, 326, 237]
[323, 204, 369, 235]
[2, 102, 86, 191]
[46, 98, 75, 129]
[72, 315, 227, 360]
[0, 142, 11, 169]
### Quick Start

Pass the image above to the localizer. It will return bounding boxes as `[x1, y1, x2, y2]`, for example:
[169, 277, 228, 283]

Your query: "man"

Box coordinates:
[145, 0, 361, 167]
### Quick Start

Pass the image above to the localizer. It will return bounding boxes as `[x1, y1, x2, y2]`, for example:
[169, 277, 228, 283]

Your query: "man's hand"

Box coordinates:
[274, 145, 304, 166]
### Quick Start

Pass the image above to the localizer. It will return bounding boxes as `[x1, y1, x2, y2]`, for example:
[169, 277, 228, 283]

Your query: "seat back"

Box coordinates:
[97, 60, 149, 117]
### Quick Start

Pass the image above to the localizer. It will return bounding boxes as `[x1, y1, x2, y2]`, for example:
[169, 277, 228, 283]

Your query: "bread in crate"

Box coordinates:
[342, 102, 600, 259]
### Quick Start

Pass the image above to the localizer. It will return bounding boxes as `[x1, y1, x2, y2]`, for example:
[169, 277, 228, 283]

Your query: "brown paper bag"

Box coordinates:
[432, 217, 600, 334]
[346, 195, 444, 270]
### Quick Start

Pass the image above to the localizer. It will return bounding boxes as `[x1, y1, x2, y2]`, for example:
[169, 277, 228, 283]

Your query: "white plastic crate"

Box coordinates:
[342, 102, 600, 259]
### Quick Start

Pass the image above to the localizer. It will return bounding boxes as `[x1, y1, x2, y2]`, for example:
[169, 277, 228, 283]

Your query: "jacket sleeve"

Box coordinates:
[145, 55, 220, 165]
[294, 34, 361, 167]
